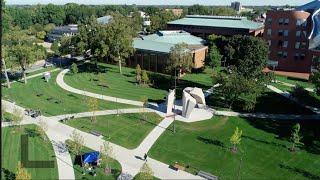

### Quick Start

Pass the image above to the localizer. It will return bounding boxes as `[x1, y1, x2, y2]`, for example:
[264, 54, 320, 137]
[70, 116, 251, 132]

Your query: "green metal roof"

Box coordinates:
[133, 30, 206, 53]
[167, 15, 264, 30]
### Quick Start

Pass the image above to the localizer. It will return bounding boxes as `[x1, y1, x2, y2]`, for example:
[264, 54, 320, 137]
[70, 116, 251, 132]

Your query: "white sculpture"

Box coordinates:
[181, 87, 206, 118]
[166, 89, 175, 115]
[44, 72, 51, 82]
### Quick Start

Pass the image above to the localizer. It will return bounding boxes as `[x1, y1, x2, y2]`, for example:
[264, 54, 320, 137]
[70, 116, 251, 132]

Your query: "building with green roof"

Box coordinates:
[167, 15, 264, 38]
[126, 30, 208, 73]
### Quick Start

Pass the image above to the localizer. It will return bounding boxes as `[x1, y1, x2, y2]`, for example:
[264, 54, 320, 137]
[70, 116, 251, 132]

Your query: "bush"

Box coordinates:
[141, 70, 149, 85]
[291, 85, 309, 100]
[71, 63, 78, 74]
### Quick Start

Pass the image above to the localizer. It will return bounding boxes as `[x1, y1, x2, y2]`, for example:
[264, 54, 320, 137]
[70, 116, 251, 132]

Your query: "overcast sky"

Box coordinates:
[7, 0, 310, 6]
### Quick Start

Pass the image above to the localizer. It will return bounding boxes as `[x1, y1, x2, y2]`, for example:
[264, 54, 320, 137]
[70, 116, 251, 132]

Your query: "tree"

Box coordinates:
[168, 43, 193, 78]
[230, 127, 242, 153]
[2, 57, 11, 88]
[37, 119, 48, 141]
[69, 130, 85, 156]
[136, 162, 154, 180]
[87, 97, 99, 123]
[100, 141, 114, 174]
[208, 45, 222, 70]
[36, 31, 46, 40]
[141, 70, 149, 85]
[140, 96, 148, 121]
[16, 161, 31, 180]
[135, 64, 142, 84]
[310, 71, 320, 95]
[290, 123, 304, 152]
[12, 107, 24, 131]
[71, 63, 78, 74]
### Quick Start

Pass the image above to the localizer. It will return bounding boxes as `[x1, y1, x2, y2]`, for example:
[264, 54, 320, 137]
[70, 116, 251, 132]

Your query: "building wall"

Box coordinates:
[167, 24, 262, 38]
[264, 10, 314, 73]
[126, 48, 207, 73]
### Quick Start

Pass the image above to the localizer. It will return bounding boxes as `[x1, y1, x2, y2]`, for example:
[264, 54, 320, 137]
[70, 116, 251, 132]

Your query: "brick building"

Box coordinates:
[167, 15, 264, 38]
[127, 30, 208, 73]
[264, 1, 320, 73]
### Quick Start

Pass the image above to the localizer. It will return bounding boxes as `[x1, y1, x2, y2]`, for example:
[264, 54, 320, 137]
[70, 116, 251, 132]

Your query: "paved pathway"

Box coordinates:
[2, 100, 202, 179]
[273, 80, 314, 92]
[267, 85, 320, 114]
[56, 69, 143, 106]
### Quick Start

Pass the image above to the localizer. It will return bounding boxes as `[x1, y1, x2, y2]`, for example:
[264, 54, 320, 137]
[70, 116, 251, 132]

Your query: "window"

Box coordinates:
[277, 51, 283, 57]
[300, 54, 306, 60]
[267, 29, 272, 36]
[283, 52, 288, 58]
[268, 40, 271, 46]
[296, 19, 302, 26]
[301, 42, 306, 49]
[295, 42, 301, 49]
[279, 18, 284, 25]
[302, 20, 307, 27]
[267, 18, 272, 25]
[278, 40, 284, 47]
[284, 18, 289, 25]
[278, 30, 283, 36]
[283, 41, 288, 48]
[294, 53, 299, 60]
[302, 31, 307, 38]
[284, 30, 289, 37]
[296, 31, 301, 37]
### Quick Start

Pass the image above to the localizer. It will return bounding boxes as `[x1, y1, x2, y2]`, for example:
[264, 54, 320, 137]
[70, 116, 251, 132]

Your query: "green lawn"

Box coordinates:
[275, 75, 314, 89]
[2, 70, 135, 116]
[149, 116, 320, 179]
[65, 140, 121, 180]
[64, 62, 213, 103]
[2, 112, 13, 122]
[1, 124, 58, 180]
[271, 83, 320, 109]
[206, 88, 314, 114]
[64, 113, 163, 149]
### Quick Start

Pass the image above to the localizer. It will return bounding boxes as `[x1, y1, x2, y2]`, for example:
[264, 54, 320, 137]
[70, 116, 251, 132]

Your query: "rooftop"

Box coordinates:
[133, 30, 206, 53]
[97, 15, 112, 25]
[167, 15, 264, 30]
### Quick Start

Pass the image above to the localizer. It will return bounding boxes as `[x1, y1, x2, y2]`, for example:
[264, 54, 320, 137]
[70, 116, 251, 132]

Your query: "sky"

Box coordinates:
[7, 0, 311, 6]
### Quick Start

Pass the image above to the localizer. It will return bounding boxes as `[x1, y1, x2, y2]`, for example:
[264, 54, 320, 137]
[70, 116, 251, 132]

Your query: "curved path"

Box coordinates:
[56, 69, 143, 106]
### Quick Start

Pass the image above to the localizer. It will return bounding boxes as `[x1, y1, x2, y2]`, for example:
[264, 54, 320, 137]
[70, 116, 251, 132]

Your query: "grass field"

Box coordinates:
[275, 75, 315, 89]
[149, 116, 320, 179]
[64, 113, 163, 149]
[1, 124, 58, 180]
[2, 70, 135, 116]
[206, 88, 315, 114]
[64, 63, 213, 103]
[65, 140, 121, 180]
[26, 67, 57, 77]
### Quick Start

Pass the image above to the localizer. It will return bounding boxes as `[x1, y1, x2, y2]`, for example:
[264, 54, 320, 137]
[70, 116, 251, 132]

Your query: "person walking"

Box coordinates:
[144, 153, 148, 162]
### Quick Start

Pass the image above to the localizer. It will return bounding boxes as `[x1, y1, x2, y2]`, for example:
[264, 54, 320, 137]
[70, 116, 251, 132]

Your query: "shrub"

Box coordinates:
[71, 63, 78, 74]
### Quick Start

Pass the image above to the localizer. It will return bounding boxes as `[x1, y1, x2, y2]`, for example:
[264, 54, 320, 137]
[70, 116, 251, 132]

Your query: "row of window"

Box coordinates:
[269, 40, 307, 49]
[266, 29, 307, 38]
[277, 51, 306, 60]
[266, 18, 307, 27]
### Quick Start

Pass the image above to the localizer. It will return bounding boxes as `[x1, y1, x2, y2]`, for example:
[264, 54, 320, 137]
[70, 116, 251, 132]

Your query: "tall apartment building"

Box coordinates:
[264, 1, 320, 73]
[231, 1, 242, 13]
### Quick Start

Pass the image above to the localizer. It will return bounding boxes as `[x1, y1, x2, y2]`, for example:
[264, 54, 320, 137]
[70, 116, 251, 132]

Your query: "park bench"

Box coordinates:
[59, 116, 75, 123]
[197, 170, 218, 180]
[90, 131, 101, 137]
[173, 163, 185, 171]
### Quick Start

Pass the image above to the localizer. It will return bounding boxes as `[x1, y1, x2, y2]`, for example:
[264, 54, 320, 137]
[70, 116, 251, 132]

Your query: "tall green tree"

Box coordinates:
[168, 43, 193, 78]
[230, 127, 242, 153]
[208, 44, 222, 70]
[290, 123, 304, 152]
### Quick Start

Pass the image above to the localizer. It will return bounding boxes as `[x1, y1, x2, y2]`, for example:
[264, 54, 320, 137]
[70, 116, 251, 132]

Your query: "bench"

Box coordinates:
[59, 116, 75, 123]
[197, 171, 218, 180]
[90, 131, 101, 137]
[174, 164, 185, 171]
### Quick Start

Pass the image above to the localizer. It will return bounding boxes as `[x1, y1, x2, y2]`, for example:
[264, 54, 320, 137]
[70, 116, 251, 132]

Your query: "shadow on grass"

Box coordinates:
[244, 118, 320, 155]
[197, 136, 225, 148]
[279, 164, 320, 179]
[1, 168, 16, 180]
[242, 135, 287, 149]
[24, 128, 40, 137]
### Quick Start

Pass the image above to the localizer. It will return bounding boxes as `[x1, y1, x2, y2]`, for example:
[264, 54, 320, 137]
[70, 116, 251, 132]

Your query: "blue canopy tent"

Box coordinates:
[82, 151, 100, 164]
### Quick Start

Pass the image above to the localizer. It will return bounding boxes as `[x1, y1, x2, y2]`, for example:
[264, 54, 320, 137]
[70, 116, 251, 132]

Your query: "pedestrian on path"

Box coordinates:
[144, 153, 148, 162]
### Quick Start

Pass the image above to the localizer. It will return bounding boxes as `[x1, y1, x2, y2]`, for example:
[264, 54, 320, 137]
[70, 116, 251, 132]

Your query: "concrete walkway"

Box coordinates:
[273, 80, 314, 92]
[56, 69, 143, 106]
[267, 85, 320, 114]
[2, 100, 202, 179]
